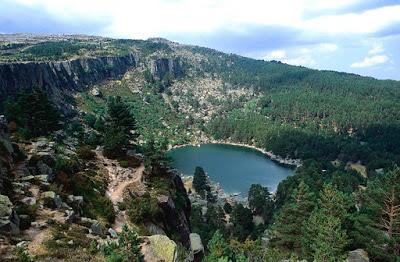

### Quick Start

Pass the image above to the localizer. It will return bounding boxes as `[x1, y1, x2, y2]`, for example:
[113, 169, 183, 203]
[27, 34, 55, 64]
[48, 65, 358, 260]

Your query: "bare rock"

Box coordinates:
[0, 195, 20, 235]
[347, 249, 369, 262]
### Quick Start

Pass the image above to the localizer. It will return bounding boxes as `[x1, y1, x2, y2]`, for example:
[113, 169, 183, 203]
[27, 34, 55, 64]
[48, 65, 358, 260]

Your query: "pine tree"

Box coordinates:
[193, 166, 210, 198]
[270, 181, 315, 253]
[352, 168, 400, 260]
[301, 184, 349, 261]
[103, 96, 138, 158]
[231, 203, 254, 241]
[248, 184, 273, 216]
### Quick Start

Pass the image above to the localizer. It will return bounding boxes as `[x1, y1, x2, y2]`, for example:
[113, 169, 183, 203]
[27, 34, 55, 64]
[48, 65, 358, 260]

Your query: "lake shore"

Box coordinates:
[170, 140, 301, 168]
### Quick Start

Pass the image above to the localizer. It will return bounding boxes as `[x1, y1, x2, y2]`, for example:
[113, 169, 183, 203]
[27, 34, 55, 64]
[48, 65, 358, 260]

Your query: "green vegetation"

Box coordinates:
[100, 224, 143, 262]
[3, 90, 60, 139]
[192, 166, 210, 197]
[103, 96, 138, 158]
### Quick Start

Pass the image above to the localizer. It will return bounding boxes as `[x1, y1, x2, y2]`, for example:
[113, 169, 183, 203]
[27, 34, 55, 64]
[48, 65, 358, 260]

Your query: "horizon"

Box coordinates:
[0, 0, 399, 80]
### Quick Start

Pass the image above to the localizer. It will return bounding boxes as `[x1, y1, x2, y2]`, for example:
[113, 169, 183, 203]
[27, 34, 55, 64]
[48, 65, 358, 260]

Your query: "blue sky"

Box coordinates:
[0, 0, 399, 80]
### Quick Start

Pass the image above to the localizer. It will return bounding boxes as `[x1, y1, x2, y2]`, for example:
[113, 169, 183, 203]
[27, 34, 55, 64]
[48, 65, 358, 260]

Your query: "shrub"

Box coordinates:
[127, 193, 159, 224]
[100, 224, 143, 262]
[77, 145, 95, 160]
[54, 157, 80, 175]
[3, 90, 60, 138]
[84, 113, 97, 128]
[14, 246, 32, 262]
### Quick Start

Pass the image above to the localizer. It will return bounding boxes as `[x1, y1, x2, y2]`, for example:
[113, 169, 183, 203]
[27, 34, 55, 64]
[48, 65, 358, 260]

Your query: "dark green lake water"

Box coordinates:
[168, 144, 294, 195]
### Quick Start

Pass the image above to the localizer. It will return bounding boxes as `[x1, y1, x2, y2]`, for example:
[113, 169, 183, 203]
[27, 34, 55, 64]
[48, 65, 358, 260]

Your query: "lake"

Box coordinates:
[168, 144, 294, 196]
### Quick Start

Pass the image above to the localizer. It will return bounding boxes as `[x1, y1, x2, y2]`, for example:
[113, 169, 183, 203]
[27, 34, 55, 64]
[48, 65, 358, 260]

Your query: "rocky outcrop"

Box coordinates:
[0, 53, 138, 103]
[150, 58, 184, 80]
[346, 249, 369, 262]
[154, 170, 191, 245]
[189, 233, 204, 262]
[0, 194, 19, 235]
[157, 194, 191, 245]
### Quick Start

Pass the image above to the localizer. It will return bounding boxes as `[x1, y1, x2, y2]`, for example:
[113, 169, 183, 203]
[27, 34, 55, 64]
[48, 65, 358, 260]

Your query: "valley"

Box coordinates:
[0, 34, 399, 261]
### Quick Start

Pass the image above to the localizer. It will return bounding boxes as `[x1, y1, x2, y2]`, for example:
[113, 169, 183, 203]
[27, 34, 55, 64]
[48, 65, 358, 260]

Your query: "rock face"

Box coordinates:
[150, 58, 184, 80]
[0, 53, 138, 103]
[189, 233, 204, 262]
[346, 249, 369, 262]
[0, 194, 20, 235]
[155, 171, 191, 245]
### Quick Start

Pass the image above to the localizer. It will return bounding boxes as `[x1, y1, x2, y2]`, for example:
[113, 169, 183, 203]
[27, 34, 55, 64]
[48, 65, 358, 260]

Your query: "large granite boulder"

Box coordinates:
[0, 194, 20, 235]
[142, 235, 177, 262]
[346, 249, 369, 262]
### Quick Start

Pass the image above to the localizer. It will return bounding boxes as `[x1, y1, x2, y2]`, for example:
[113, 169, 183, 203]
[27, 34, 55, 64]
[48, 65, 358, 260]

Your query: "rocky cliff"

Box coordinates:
[0, 53, 138, 102]
[150, 58, 185, 80]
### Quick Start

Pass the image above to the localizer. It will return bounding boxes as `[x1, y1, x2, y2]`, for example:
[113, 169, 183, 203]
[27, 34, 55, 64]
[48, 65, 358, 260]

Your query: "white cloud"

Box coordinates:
[368, 44, 384, 54]
[350, 55, 389, 68]
[264, 49, 286, 60]
[318, 43, 338, 52]
[7, 0, 400, 39]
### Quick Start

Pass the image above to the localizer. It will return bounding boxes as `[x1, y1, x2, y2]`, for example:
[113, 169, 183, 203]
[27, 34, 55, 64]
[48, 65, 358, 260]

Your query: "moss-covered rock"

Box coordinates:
[148, 235, 177, 262]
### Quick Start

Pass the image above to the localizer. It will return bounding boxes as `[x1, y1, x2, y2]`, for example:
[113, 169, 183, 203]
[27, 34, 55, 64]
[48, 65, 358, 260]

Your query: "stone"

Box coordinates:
[35, 174, 49, 183]
[20, 175, 35, 182]
[80, 217, 97, 227]
[347, 249, 369, 262]
[35, 139, 49, 150]
[16, 241, 29, 248]
[37, 161, 53, 175]
[65, 210, 77, 223]
[41, 191, 62, 209]
[108, 228, 118, 238]
[90, 221, 105, 236]
[21, 197, 37, 206]
[189, 233, 204, 262]
[0, 195, 20, 235]
[148, 235, 177, 262]
[67, 195, 84, 213]
[90, 87, 102, 97]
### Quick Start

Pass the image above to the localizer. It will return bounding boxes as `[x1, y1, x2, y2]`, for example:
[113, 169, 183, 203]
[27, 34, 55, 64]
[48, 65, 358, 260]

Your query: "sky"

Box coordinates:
[0, 0, 399, 80]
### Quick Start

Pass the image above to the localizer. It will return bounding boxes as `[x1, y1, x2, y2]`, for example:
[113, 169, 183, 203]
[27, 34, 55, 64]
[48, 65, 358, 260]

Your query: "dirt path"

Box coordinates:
[95, 149, 145, 231]
[108, 164, 144, 203]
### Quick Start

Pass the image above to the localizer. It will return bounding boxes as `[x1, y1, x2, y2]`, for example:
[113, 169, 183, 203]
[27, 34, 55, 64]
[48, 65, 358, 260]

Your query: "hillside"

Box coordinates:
[1, 34, 400, 261]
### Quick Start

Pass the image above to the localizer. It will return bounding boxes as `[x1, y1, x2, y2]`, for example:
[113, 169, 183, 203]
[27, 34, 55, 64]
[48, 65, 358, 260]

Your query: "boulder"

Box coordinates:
[146, 235, 177, 262]
[347, 249, 369, 262]
[35, 174, 50, 183]
[65, 210, 78, 223]
[36, 161, 54, 181]
[21, 197, 37, 206]
[80, 217, 98, 227]
[90, 221, 105, 236]
[90, 87, 102, 97]
[41, 191, 62, 209]
[0, 195, 20, 235]
[66, 195, 84, 213]
[189, 233, 204, 262]
[108, 228, 118, 238]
